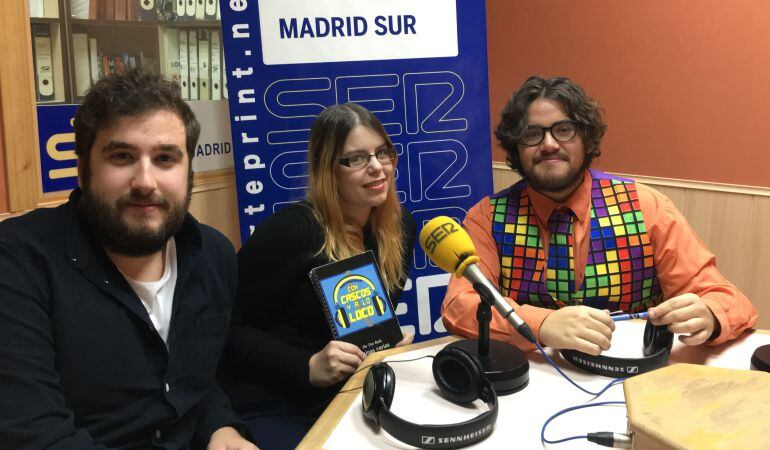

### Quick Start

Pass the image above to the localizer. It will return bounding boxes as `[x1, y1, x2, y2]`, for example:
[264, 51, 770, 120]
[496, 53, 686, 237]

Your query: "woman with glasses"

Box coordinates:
[220, 103, 415, 450]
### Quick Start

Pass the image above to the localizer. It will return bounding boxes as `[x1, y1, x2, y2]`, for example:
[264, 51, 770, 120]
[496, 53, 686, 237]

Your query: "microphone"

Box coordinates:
[420, 216, 536, 344]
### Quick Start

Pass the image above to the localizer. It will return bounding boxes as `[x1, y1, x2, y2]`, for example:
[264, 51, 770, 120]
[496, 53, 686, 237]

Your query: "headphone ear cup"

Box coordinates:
[335, 307, 350, 328]
[373, 295, 386, 316]
[362, 363, 396, 425]
[432, 346, 484, 404]
[643, 319, 674, 356]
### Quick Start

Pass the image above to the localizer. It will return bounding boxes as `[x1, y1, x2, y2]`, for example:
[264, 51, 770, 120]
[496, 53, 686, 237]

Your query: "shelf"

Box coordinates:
[160, 19, 221, 28]
[70, 18, 159, 28]
[30, 17, 61, 24]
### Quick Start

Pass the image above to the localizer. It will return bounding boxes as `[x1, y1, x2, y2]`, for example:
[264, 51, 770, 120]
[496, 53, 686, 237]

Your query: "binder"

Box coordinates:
[89, 38, 99, 84]
[187, 30, 198, 100]
[197, 29, 210, 100]
[216, 0, 220, 19]
[210, 31, 221, 100]
[137, 0, 155, 21]
[162, 28, 181, 88]
[114, 0, 126, 20]
[73, 34, 90, 96]
[29, 0, 44, 18]
[195, 0, 204, 20]
[104, 0, 114, 19]
[221, 52, 227, 98]
[32, 24, 54, 101]
[176, 0, 185, 19]
[69, 0, 89, 19]
[178, 30, 189, 100]
[204, 0, 216, 19]
[184, 0, 194, 19]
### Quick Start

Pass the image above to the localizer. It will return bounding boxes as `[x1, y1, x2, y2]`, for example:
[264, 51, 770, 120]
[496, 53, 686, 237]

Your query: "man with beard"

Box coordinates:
[0, 71, 257, 449]
[442, 76, 757, 354]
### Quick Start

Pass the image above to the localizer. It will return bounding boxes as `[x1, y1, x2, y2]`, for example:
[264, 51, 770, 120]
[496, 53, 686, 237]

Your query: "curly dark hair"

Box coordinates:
[494, 76, 606, 172]
[74, 69, 200, 182]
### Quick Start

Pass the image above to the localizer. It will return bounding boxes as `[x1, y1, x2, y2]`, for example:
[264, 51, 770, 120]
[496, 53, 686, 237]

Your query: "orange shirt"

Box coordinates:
[442, 171, 758, 350]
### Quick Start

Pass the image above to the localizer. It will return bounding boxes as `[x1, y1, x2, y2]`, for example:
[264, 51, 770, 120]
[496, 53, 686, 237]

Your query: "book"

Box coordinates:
[309, 251, 403, 354]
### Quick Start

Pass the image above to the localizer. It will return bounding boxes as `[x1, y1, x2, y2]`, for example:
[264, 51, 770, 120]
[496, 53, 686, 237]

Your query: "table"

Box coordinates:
[298, 322, 770, 449]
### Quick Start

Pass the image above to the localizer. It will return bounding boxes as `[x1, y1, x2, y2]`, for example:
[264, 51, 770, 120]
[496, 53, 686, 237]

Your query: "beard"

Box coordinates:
[519, 151, 592, 194]
[78, 186, 191, 257]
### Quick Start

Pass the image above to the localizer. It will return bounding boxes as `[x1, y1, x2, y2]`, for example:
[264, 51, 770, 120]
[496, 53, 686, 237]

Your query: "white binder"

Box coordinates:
[73, 33, 90, 96]
[29, 0, 44, 18]
[204, 0, 216, 19]
[197, 29, 210, 100]
[176, 0, 185, 18]
[137, 0, 155, 21]
[210, 31, 221, 100]
[221, 52, 227, 99]
[89, 37, 99, 84]
[32, 24, 54, 101]
[179, 30, 189, 100]
[195, 0, 205, 20]
[185, 0, 195, 18]
[188, 30, 198, 100]
[161, 27, 180, 87]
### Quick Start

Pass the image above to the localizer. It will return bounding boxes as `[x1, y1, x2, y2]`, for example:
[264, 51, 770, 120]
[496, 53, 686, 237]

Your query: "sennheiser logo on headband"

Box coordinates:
[421, 424, 493, 445]
[573, 356, 638, 374]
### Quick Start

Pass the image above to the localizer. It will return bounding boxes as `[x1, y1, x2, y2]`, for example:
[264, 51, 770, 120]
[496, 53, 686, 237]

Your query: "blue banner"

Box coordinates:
[221, 0, 493, 342]
[37, 104, 79, 193]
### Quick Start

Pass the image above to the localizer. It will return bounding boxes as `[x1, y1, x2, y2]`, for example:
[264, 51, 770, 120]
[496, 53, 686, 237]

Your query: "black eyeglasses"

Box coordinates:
[520, 120, 580, 146]
[338, 147, 396, 169]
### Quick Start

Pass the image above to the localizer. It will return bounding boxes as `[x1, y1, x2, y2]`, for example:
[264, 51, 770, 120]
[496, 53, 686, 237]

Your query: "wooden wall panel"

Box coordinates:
[188, 182, 241, 249]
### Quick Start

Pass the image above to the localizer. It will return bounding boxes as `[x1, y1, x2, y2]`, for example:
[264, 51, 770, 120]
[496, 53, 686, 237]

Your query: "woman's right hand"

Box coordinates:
[308, 341, 366, 387]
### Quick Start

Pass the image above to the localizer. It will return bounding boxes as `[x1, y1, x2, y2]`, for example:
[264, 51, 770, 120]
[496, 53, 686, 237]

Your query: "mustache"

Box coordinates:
[534, 151, 569, 164]
[116, 191, 170, 209]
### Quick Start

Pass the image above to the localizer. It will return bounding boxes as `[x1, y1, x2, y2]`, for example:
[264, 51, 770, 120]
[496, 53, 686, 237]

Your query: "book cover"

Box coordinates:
[309, 251, 403, 354]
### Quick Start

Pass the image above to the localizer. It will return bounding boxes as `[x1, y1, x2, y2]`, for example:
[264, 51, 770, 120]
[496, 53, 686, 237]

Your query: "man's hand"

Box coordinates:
[395, 333, 414, 347]
[647, 293, 717, 345]
[538, 306, 614, 355]
[207, 426, 258, 450]
[309, 340, 366, 387]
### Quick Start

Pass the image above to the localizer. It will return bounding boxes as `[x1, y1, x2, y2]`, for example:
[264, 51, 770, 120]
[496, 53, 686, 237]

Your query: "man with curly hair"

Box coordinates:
[442, 76, 757, 354]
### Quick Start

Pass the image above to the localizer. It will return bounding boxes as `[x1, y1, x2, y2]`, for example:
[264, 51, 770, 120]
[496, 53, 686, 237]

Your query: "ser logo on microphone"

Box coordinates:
[423, 222, 458, 254]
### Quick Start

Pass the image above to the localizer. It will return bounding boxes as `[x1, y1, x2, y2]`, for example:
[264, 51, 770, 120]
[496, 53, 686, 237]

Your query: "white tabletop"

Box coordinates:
[322, 321, 770, 449]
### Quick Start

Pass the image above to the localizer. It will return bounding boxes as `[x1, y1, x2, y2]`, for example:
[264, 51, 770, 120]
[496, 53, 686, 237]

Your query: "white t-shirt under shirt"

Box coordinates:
[123, 238, 178, 344]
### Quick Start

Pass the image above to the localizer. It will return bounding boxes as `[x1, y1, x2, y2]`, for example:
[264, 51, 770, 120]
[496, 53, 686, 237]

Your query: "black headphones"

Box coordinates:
[362, 346, 498, 449]
[560, 320, 674, 377]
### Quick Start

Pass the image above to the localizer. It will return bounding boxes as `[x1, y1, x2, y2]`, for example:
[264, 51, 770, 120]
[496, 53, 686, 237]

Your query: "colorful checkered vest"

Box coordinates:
[490, 170, 662, 312]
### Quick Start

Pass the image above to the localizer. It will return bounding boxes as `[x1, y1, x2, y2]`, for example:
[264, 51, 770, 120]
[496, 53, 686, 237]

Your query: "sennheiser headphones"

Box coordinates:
[561, 320, 674, 377]
[362, 346, 498, 449]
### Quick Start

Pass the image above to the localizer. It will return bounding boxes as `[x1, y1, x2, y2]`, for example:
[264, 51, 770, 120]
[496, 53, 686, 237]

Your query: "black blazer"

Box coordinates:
[0, 190, 242, 449]
[220, 202, 416, 415]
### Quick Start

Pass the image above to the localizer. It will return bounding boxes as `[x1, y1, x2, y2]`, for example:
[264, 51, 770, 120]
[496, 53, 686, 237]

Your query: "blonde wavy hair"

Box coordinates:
[307, 103, 406, 293]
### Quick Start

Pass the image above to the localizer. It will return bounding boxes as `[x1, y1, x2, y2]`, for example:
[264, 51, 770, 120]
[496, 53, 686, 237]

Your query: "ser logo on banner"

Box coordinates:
[220, 0, 493, 342]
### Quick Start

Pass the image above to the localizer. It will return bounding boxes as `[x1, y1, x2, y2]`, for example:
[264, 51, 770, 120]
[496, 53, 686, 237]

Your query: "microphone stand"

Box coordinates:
[447, 284, 530, 395]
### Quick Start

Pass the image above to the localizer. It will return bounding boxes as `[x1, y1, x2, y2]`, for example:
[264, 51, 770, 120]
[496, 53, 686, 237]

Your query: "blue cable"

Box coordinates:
[540, 401, 627, 445]
[534, 341, 626, 397]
